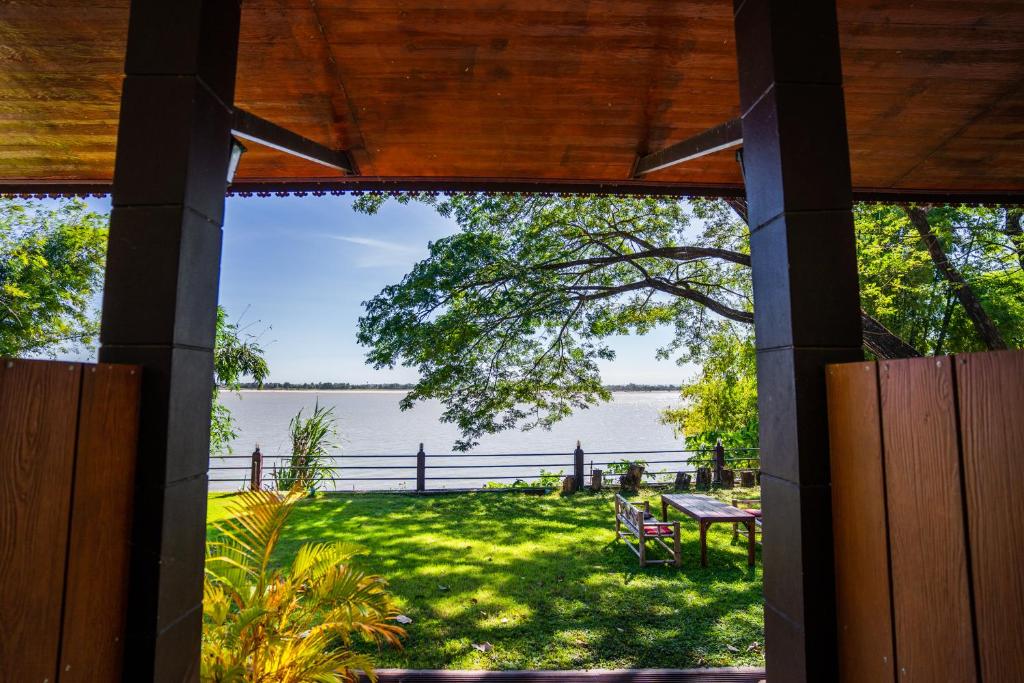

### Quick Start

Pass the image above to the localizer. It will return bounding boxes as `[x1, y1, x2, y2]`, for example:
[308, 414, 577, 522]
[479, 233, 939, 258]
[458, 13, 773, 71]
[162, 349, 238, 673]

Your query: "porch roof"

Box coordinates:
[2, 0, 1023, 199]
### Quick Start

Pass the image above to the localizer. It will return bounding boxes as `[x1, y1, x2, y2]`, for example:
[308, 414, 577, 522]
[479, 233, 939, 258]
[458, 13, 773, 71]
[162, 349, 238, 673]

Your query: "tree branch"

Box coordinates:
[906, 206, 1007, 350]
[538, 246, 750, 271]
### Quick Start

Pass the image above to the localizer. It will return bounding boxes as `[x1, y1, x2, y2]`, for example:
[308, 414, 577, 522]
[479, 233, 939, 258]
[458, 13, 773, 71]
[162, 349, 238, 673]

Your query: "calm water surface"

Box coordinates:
[212, 390, 687, 491]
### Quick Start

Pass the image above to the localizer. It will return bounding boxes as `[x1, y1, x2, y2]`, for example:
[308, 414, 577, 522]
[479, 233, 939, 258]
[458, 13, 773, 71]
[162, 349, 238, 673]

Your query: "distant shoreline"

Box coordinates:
[233, 383, 680, 392]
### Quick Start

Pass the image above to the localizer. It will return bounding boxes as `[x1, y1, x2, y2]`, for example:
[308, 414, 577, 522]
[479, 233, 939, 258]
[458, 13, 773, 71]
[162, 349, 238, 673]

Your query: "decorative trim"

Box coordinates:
[1, 180, 1022, 207]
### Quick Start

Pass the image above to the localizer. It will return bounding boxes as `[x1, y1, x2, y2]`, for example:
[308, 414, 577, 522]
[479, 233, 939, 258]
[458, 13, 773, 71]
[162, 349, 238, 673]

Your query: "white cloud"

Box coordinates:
[324, 234, 424, 267]
[330, 235, 419, 253]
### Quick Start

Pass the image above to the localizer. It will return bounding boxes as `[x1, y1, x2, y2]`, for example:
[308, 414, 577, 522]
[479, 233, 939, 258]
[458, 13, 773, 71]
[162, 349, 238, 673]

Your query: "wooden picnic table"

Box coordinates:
[661, 494, 757, 567]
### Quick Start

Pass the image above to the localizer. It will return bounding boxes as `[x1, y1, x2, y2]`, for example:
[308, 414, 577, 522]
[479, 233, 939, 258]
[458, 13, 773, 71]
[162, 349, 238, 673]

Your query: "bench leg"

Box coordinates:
[673, 522, 682, 567]
[746, 519, 756, 567]
[661, 498, 668, 521]
[638, 534, 646, 567]
[732, 521, 738, 541]
[699, 521, 708, 567]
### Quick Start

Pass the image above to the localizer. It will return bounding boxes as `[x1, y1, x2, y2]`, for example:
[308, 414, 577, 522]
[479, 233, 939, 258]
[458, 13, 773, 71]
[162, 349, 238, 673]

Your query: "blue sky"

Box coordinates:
[80, 195, 691, 384]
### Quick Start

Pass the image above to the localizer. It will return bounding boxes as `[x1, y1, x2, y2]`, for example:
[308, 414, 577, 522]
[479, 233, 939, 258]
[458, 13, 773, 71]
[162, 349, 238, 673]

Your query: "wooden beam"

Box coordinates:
[633, 119, 743, 177]
[231, 108, 355, 174]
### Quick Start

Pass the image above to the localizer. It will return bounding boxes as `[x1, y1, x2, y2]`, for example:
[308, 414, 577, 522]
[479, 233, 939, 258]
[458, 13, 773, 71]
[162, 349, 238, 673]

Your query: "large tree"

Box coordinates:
[354, 194, 1023, 448]
[0, 198, 107, 356]
[356, 194, 756, 449]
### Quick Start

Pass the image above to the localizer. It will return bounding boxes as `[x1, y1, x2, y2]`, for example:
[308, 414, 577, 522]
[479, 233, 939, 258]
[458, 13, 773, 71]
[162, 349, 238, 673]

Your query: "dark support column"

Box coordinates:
[732, 1, 863, 680]
[99, 1, 240, 679]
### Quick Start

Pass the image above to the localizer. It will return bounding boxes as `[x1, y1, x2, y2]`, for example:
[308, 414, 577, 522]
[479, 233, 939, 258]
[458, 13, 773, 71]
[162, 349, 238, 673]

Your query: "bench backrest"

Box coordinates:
[615, 493, 648, 533]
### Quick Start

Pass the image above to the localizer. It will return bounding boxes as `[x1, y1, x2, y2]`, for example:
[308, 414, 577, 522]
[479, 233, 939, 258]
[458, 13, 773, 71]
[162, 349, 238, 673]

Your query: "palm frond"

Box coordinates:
[201, 488, 402, 681]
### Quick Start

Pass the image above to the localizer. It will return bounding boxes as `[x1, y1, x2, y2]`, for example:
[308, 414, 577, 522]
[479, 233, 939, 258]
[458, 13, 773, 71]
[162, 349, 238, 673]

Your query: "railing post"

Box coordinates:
[573, 440, 585, 492]
[714, 440, 725, 486]
[416, 443, 426, 492]
[250, 445, 263, 491]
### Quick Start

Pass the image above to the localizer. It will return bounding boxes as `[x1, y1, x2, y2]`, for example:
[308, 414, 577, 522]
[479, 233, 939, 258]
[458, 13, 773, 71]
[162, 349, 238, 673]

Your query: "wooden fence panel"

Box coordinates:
[0, 359, 82, 683]
[880, 356, 977, 682]
[826, 361, 895, 682]
[956, 350, 1024, 682]
[59, 364, 141, 681]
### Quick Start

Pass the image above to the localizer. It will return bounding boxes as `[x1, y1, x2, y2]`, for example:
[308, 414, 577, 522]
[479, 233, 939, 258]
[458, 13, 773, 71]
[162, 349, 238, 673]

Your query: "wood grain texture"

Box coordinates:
[826, 361, 895, 683]
[59, 363, 141, 682]
[1, 0, 1023, 194]
[879, 356, 977, 682]
[955, 350, 1024, 683]
[0, 359, 81, 683]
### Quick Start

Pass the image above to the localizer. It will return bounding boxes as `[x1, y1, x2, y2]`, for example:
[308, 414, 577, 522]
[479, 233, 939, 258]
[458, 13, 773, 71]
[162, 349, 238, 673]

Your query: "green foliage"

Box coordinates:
[354, 194, 751, 450]
[661, 327, 759, 450]
[207, 489, 764, 669]
[0, 198, 107, 356]
[484, 468, 564, 489]
[273, 401, 338, 492]
[202, 488, 405, 681]
[603, 459, 648, 475]
[856, 203, 1024, 355]
[211, 306, 270, 455]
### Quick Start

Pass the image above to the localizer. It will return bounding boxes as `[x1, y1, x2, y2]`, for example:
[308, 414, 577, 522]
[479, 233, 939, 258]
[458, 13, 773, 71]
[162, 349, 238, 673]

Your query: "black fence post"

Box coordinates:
[250, 445, 263, 491]
[416, 443, 426, 492]
[573, 440, 585, 492]
[714, 440, 725, 486]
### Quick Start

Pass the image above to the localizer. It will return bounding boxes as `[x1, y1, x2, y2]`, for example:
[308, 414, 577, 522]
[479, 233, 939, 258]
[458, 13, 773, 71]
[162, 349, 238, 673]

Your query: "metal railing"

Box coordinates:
[208, 442, 760, 493]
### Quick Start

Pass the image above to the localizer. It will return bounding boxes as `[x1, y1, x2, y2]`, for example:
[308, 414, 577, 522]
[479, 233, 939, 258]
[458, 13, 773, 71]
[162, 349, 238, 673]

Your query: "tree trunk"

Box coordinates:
[934, 291, 957, 356]
[619, 464, 644, 493]
[905, 206, 1007, 350]
[695, 467, 711, 490]
[1005, 208, 1024, 271]
[860, 309, 921, 359]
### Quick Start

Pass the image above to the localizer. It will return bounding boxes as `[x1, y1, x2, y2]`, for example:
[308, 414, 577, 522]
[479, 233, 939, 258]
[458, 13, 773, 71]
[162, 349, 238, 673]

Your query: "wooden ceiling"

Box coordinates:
[2, 0, 1022, 196]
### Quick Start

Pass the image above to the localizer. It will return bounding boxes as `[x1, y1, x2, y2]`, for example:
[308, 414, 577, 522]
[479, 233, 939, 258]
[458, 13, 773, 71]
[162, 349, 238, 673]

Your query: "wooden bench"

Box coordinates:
[614, 494, 681, 567]
[661, 493, 757, 567]
[731, 497, 762, 543]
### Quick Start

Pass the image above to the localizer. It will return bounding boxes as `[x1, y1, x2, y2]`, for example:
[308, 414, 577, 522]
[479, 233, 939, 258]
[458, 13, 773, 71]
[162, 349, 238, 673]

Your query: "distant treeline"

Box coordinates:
[235, 381, 679, 392]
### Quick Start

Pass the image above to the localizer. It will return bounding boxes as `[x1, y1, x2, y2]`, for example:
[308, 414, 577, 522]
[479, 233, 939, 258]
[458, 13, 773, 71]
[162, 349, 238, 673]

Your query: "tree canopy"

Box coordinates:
[0, 198, 107, 357]
[857, 204, 1023, 356]
[355, 194, 1022, 449]
[355, 194, 753, 449]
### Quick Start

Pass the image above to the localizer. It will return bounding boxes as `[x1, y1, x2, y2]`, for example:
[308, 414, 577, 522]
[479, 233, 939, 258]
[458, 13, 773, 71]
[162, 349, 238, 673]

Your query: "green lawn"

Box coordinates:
[206, 488, 764, 670]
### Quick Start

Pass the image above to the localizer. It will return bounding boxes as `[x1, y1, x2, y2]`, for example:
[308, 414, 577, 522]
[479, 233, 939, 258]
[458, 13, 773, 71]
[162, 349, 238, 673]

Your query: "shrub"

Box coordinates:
[202, 489, 405, 682]
[273, 401, 338, 492]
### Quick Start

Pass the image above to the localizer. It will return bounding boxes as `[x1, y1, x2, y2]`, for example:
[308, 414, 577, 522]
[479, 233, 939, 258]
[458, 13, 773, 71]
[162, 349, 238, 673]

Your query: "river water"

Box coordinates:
[211, 390, 688, 491]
